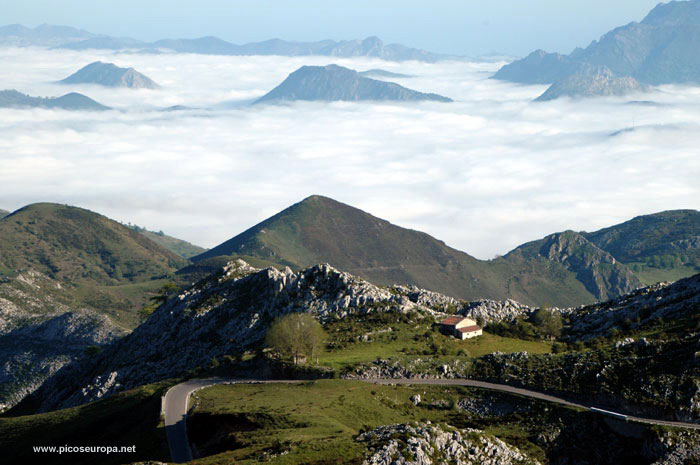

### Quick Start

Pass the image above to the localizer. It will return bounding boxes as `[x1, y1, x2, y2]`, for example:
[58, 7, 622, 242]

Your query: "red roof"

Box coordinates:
[440, 316, 465, 326]
[457, 325, 482, 333]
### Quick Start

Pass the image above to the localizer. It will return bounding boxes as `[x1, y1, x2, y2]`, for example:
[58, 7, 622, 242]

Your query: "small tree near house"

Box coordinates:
[265, 313, 325, 365]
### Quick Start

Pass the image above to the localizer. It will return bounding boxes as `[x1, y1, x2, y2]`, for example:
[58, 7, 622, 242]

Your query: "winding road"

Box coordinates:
[164, 377, 700, 463]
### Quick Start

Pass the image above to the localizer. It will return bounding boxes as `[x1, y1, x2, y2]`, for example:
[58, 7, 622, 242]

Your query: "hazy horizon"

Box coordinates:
[4, 0, 663, 56]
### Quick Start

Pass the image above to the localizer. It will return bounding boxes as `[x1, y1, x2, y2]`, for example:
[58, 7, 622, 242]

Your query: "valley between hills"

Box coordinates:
[0, 197, 699, 465]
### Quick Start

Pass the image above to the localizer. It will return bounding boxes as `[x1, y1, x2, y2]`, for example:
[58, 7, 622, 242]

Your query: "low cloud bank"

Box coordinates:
[0, 47, 697, 258]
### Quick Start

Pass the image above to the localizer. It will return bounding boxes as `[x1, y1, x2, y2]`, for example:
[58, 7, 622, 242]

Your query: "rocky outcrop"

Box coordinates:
[0, 310, 124, 410]
[473, 338, 700, 422]
[567, 274, 699, 337]
[31, 260, 457, 411]
[0, 271, 73, 334]
[506, 231, 642, 301]
[459, 299, 536, 324]
[392, 284, 459, 310]
[652, 431, 700, 465]
[536, 65, 649, 101]
[358, 423, 539, 465]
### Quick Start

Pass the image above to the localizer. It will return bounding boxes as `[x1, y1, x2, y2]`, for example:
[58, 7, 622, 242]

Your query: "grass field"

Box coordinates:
[187, 379, 560, 465]
[73, 278, 170, 329]
[317, 314, 553, 371]
[627, 263, 699, 286]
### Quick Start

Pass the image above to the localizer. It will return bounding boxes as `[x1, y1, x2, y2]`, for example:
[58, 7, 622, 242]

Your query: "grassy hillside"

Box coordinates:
[0, 381, 172, 465]
[504, 230, 641, 301]
[192, 196, 608, 307]
[186, 380, 685, 465]
[0, 203, 191, 329]
[0, 203, 187, 285]
[0, 209, 8, 218]
[193, 197, 699, 306]
[585, 210, 700, 283]
[123, 224, 207, 259]
[4, 377, 676, 465]
[318, 312, 553, 372]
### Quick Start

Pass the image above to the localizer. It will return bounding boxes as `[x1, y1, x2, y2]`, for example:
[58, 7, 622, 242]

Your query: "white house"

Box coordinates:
[439, 316, 483, 340]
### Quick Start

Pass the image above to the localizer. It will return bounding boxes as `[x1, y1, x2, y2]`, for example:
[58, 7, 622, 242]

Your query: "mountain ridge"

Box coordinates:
[0, 90, 109, 110]
[0, 203, 186, 285]
[194, 196, 699, 306]
[494, 0, 700, 86]
[0, 24, 452, 62]
[255, 64, 452, 103]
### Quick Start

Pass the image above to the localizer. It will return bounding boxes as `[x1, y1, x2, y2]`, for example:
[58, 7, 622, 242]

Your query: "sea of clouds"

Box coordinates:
[0, 46, 698, 258]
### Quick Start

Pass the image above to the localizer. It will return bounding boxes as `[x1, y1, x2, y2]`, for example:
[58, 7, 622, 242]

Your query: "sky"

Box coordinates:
[0, 48, 698, 259]
[2, 0, 664, 56]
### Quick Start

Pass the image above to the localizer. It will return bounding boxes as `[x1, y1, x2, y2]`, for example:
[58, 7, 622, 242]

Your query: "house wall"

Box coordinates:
[458, 329, 483, 340]
[455, 318, 477, 330]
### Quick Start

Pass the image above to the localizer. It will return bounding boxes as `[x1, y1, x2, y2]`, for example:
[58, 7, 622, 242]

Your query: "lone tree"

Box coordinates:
[533, 306, 563, 339]
[265, 313, 325, 365]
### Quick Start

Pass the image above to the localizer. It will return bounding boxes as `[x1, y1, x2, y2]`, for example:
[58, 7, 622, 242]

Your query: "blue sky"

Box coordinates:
[4, 0, 663, 56]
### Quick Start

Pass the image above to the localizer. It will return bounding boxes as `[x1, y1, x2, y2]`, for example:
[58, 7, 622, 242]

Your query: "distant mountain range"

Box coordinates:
[0, 24, 93, 47]
[0, 90, 108, 110]
[535, 65, 649, 101]
[59, 61, 159, 89]
[0, 24, 451, 62]
[193, 195, 700, 307]
[0, 209, 8, 218]
[494, 0, 700, 95]
[255, 64, 452, 104]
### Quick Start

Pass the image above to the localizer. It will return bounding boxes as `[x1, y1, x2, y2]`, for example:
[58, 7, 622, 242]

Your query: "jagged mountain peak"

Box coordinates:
[642, 0, 700, 26]
[494, 0, 700, 85]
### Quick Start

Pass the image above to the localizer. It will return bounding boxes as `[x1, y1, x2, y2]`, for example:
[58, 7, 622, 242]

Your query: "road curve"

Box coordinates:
[163, 378, 300, 463]
[164, 377, 700, 463]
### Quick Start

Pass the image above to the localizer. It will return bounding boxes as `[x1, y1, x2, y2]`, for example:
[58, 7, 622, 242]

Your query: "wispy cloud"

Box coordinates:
[0, 47, 698, 259]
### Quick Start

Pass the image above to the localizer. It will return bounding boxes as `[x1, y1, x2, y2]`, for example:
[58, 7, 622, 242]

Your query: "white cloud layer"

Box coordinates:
[0, 47, 698, 259]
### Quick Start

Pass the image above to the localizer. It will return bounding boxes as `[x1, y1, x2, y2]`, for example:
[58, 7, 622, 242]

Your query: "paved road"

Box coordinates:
[164, 377, 700, 463]
[163, 378, 300, 463]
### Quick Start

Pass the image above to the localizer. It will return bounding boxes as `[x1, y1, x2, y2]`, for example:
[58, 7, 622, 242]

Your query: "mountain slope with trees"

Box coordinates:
[0, 203, 186, 285]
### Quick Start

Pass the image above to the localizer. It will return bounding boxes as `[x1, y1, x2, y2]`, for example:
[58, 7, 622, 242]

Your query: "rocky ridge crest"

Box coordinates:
[358, 423, 539, 465]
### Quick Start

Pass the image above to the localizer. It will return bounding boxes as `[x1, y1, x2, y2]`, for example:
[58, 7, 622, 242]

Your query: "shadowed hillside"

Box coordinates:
[0, 203, 186, 285]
